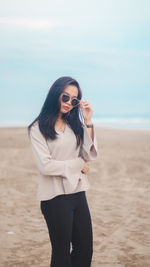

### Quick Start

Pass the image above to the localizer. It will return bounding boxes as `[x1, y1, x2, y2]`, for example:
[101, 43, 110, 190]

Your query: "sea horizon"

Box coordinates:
[0, 113, 150, 130]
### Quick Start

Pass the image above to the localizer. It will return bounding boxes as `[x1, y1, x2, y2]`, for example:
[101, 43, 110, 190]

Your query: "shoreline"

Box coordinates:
[0, 123, 150, 133]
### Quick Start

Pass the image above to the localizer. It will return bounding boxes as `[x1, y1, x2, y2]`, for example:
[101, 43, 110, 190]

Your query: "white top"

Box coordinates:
[29, 121, 98, 201]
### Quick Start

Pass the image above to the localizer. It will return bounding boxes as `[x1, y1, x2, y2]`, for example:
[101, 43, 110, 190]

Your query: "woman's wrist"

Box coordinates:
[84, 119, 93, 125]
[78, 157, 85, 168]
[86, 124, 93, 128]
[84, 120, 93, 128]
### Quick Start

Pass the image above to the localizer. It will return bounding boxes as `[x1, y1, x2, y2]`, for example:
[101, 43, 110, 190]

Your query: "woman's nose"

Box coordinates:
[67, 98, 72, 105]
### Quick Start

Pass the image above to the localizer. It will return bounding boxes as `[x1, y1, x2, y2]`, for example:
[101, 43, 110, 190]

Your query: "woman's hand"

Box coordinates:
[81, 161, 90, 174]
[80, 100, 93, 124]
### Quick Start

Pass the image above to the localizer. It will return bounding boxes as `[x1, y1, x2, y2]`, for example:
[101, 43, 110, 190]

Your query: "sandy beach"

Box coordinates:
[0, 126, 150, 267]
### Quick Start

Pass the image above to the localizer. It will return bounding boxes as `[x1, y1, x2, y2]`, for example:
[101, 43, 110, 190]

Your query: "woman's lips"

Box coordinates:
[63, 106, 70, 111]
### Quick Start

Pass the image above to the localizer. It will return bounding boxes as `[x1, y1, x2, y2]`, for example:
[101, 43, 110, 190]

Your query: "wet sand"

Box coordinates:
[0, 126, 150, 266]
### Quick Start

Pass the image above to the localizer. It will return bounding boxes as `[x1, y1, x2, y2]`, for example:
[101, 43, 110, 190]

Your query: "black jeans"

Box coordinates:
[40, 191, 93, 267]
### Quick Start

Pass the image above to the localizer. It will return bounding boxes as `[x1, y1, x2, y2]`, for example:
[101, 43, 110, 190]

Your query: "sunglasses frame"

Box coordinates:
[61, 93, 80, 107]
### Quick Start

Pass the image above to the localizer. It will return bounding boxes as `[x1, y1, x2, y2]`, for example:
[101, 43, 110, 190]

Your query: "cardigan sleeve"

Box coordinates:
[29, 124, 85, 178]
[79, 124, 98, 161]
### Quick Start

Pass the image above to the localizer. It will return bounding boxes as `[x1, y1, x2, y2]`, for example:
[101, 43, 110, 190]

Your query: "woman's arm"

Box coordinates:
[29, 124, 85, 177]
[79, 100, 98, 161]
[79, 124, 98, 161]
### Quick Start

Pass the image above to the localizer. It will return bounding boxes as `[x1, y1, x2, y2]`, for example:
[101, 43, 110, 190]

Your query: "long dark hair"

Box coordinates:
[27, 76, 84, 147]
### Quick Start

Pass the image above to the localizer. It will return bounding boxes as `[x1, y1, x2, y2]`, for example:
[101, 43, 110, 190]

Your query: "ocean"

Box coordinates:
[93, 114, 150, 130]
[0, 114, 150, 130]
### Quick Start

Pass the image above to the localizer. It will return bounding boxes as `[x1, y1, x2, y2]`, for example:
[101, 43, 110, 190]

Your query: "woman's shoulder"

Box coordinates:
[29, 120, 40, 137]
[31, 120, 39, 129]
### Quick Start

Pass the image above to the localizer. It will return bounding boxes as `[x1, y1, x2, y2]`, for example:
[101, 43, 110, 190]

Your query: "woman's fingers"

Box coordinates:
[81, 162, 90, 174]
[80, 100, 93, 119]
[80, 100, 90, 108]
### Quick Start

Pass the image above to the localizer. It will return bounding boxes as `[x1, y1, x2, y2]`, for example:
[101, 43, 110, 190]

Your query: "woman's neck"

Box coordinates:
[57, 113, 63, 121]
[55, 113, 66, 132]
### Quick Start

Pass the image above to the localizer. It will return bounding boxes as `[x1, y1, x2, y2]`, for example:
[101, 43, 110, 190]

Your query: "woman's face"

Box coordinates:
[59, 85, 79, 114]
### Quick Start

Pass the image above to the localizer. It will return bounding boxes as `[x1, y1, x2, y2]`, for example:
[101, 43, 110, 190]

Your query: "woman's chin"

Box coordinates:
[61, 108, 70, 114]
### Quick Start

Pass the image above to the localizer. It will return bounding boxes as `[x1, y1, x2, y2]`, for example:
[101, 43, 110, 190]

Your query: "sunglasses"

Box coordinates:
[61, 94, 80, 107]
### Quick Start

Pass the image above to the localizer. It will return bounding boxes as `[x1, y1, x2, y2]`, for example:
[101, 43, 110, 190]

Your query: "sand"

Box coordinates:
[0, 126, 150, 267]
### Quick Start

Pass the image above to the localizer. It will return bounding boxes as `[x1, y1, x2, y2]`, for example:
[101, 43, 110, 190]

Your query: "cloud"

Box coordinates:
[0, 17, 57, 30]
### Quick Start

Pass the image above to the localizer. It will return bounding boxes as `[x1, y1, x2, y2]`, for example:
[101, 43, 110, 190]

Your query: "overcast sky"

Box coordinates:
[0, 0, 150, 124]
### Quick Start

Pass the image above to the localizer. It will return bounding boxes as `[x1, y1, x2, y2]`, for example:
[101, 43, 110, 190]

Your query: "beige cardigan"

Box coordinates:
[29, 121, 98, 201]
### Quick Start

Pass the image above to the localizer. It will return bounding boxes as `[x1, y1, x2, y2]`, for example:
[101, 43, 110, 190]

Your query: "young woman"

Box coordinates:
[28, 76, 98, 267]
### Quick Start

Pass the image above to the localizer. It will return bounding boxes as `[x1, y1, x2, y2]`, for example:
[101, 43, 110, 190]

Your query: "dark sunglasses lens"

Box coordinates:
[72, 99, 79, 107]
[62, 94, 70, 103]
